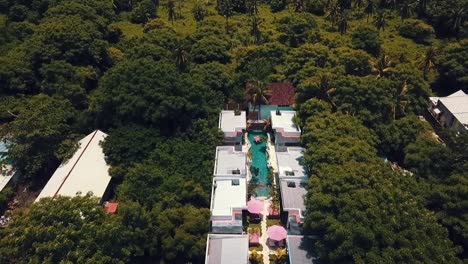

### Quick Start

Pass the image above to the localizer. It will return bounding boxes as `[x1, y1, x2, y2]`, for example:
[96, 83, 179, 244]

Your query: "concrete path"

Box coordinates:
[257, 197, 272, 264]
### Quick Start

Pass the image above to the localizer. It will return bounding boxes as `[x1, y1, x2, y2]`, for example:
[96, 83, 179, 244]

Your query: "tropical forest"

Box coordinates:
[0, 0, 466, 263]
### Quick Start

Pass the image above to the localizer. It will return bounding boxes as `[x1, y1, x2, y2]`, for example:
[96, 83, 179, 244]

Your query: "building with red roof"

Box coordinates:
[266, 83, 296, 106]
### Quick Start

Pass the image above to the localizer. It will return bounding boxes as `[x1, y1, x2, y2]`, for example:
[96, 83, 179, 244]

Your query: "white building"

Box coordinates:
[219, 110, 246, 151]
[214, 146, 247, 178]
[205, 234, 249, 264]
[280, 179, 307, 232]
[35, 130, 111, 203]
[270, 110, 301, 152]
[210, 177, 247, 234]
[276, 147, 307, 180]
[429, 90, 468, 133]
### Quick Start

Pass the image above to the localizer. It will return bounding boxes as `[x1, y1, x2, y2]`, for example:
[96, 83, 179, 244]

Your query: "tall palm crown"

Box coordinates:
[419, 46, 437, 79]
[247, 81, 270, 119]
[174, 45, 189, 72]
[364, 0, 376, 22]
[392, 81, 410, 120]
[371, 53, 397, 78]
[374, 11, 387, 30]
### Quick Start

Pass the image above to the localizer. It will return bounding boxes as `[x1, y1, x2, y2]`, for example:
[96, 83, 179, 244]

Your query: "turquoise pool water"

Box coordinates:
[250, 105, 294, 120]
[248, 131, 270, 198]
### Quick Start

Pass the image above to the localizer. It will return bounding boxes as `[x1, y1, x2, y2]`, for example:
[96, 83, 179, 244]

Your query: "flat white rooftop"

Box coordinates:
[211, 178, 246, 218]
[276, 147, 307, 178]
[280, 179, 307, 215]
[214, 146, 247, 177]
[206, 234, 248, 264]
[219, 111, 246, 136]
[35, 130, 111, 202]
[271, 110, 301, 133]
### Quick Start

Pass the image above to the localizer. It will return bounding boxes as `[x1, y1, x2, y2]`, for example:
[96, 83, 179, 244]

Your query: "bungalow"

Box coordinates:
[287, 235, 317, 263]
[219, 110, 246, 151]
[35, 130, 112, 203]
[205, 234, 249, 264]
[276, 147, 307, 180]
[279, 179, 307, 235]
[270, 110, 301, 152]
[429, 90, 468, 133]
[210, 177, 247, 234]
[214, 146, 247, 178]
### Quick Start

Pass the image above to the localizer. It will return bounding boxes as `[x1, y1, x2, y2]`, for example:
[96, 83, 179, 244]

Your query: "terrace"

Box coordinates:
[205, 234, 249, 264]
[276, 147, 307, 180]
[213, 146, 247, 178]
[219, 110, 246, 150]
[210, 177, 247, 234]
[279, 179, 307, 233]
[270, 110, 301, 152]
[286, 235, 317, 264]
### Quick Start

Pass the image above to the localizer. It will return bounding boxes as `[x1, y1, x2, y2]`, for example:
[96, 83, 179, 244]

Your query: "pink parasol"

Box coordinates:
[247, 198, 264, 214]
[254, 135, 262, 143]
[267, 225, 287, 241]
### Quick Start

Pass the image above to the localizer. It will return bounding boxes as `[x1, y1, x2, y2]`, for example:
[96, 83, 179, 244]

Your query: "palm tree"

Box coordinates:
[276, 248, 288, 264]
[374, 11, 388, 31]
[326, 1, 341, 26]
[353, 0, 364, 8]
[174, 44, 189, 72]
[250, 15, 263, 44]
[192, 2, 207, 23]
[218, 0, 234, 34]
[417, 0, 428, 15]
[247, 81, 270, 120]
[167, 0, 176, 25]
[338, 12, 348, 35]
[371, 53, 397, 78]
[246, 0, 258, 15]
[392, 81, 410, 120]
[449, 7, 466, 39]
[364, 0, 376, 22]
[177, 0, 184, 19]
[400, 2, 415, 20]
[316, 73, 337, 111]
[418, 46, 437, 80]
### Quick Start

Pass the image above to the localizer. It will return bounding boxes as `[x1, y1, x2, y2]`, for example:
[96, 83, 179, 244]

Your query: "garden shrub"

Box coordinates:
[352, 25, 382, 56]
[399, 19, 435, 44]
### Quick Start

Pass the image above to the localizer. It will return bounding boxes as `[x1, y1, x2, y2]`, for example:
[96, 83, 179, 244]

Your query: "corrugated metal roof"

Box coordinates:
[35, 130, 111, 202]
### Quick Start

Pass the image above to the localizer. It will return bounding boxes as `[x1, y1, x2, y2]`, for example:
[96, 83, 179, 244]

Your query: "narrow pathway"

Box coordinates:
[258, 197, 272, 264]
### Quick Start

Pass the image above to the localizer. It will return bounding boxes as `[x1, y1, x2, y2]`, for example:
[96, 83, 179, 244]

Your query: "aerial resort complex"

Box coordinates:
[207, 105, 313, 264]
[0, 0, 466, 262]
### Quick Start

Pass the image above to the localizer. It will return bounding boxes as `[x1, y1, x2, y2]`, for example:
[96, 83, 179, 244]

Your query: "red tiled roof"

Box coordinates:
[267, 83, 295, 106]
[105, 202, 119, 214]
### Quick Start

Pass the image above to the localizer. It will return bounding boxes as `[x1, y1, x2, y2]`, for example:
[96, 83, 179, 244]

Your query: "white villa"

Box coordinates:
[210, 177, 247, 234]
[276, 147, 307, 180]
[280, 179, 307, 233]
[270, 110, 301, 152]
[35, 130, 112, 203]
[429, 90, 468, 133]
[219, 110, 246, 151]
[214, 146, 247, 178]
[205, 234, 249, 264]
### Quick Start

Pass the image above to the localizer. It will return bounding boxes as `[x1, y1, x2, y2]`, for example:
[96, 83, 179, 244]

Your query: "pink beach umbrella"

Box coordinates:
[267, 225, 287, 241]
[247, 199, 264, 214]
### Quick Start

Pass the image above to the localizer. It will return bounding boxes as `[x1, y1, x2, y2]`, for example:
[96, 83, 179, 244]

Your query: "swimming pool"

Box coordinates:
[247, 131, 270, 198]
[250, 105, 294, 120]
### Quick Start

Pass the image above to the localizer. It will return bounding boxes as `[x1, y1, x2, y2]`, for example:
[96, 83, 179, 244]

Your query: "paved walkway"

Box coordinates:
[257, 197, 272, 264]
